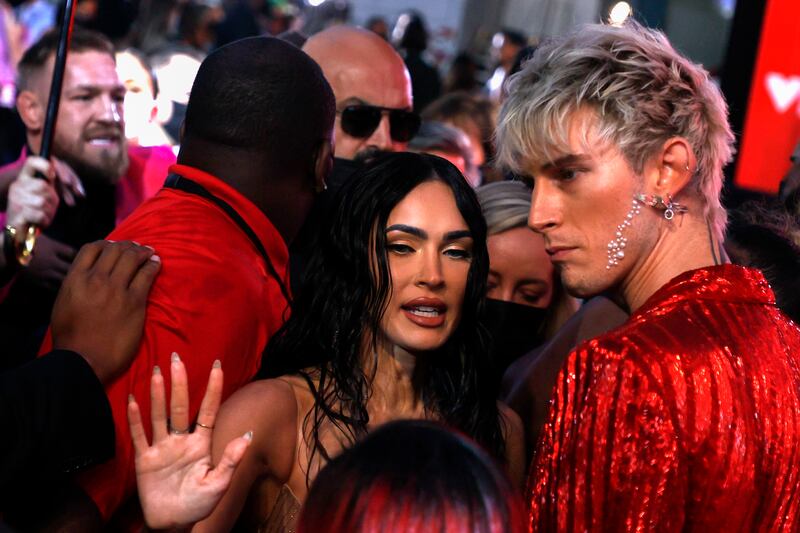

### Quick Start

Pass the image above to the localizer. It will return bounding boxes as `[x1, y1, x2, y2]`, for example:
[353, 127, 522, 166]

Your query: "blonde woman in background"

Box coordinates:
[477, 180, 628, 464]
[476, 180, 577, 376]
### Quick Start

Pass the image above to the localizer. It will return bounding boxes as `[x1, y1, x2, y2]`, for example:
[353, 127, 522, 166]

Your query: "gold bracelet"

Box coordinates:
[18, 225, 37, 266]
[4, 224, 38, 267]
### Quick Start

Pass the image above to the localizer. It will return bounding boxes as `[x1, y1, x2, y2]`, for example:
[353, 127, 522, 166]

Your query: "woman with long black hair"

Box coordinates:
[129, 152, 525, 531]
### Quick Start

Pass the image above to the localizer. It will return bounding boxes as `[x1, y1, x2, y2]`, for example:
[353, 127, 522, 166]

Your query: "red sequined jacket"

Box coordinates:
[528, 265, 800, 532]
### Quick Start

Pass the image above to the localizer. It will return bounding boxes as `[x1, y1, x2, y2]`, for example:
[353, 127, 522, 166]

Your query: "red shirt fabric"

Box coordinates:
[528, 265, 800, 531]
[52, 163, 290, 519]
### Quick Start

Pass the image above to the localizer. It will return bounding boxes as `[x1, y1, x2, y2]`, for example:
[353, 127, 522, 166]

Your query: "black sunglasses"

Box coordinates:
[339, 104, 421, 143]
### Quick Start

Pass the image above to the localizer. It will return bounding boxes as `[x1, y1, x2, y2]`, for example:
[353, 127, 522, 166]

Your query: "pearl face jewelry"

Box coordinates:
[606, 192, 690, 269]
[606, 196, 641, 269]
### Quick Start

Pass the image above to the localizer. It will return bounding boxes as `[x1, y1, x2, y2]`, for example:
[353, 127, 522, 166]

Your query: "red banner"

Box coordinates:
[734, 0, 800, 193]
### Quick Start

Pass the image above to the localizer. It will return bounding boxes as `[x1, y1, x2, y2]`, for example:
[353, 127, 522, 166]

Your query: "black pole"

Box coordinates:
[18, 0, 77, 267]
[39, 0, 77, 160]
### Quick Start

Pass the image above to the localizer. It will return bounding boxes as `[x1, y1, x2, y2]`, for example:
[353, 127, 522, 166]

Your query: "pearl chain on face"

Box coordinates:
[606, 196, 642, 269]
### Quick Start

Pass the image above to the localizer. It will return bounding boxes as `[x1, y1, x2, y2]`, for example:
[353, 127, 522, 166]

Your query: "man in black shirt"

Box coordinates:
[0, 29, 128, 367]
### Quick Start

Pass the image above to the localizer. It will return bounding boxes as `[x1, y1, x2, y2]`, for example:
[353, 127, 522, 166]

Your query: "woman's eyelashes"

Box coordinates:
[517, 283, 547, 304]
[387, 242, 415, 255]
[520, 291, 546, 305]
[444, 247, 472, 260]
[386, 242, 472, 261]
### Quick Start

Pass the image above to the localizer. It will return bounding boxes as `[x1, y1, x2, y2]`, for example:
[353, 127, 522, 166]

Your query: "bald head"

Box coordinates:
[304, 26, 413, 160]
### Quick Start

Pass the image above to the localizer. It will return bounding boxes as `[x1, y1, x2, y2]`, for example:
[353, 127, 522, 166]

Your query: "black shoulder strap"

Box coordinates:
[164, 173, 292, 306]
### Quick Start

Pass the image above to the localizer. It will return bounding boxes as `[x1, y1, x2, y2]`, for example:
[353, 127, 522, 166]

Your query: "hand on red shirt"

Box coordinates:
[129, 355, 253, 530]
[51, 240, 161, 383]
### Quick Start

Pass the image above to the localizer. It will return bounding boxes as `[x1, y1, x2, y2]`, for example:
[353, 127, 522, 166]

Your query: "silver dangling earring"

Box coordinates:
[606, 196, 642, 269]
[633, 193, 688, 220]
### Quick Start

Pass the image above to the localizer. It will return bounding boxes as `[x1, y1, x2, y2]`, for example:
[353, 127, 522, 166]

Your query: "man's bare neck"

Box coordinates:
[619, 214, 723, 312]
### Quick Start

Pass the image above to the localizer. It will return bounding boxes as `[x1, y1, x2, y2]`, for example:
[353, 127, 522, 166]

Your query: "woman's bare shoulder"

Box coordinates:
[220, 377, 300, 420]
[214, 377, 304, 464]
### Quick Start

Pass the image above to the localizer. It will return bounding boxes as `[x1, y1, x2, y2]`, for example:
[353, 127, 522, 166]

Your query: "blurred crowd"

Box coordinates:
[0, 0, 538, 180]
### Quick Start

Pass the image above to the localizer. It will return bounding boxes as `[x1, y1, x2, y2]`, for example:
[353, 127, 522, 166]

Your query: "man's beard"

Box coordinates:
[56, 136, 129, 185]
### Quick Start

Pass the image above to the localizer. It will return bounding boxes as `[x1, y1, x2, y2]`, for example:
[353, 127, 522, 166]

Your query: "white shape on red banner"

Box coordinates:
[765, 72, 800, 113]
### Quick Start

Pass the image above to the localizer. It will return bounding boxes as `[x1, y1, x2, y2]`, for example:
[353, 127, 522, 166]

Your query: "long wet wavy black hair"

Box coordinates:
[262, 152, 505, 478]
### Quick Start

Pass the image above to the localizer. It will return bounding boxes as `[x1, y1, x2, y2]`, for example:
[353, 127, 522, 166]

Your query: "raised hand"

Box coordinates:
[128, 355, 252, 530]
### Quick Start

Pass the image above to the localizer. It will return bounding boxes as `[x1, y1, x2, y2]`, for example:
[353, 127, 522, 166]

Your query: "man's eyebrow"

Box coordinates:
[338, 97, 412, 112]
[67, 83, 125, 92]
[540, 154, 591, 171]
[339, 97, 369, 108]
[386, 224, 427, 239]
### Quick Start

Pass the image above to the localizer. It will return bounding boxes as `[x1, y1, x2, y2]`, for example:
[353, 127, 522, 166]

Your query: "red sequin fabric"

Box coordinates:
[528, 265, 800, 532]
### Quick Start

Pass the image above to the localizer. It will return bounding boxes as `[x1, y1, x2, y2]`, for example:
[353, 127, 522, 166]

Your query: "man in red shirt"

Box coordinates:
[496, 22, 800, 531]
[39, 36, 334, 527]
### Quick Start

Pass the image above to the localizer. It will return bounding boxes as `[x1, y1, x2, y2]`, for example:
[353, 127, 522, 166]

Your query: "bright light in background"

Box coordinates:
[307, 0, 326, 6]
[392, 13, 411, 44]
[609, 1, 632, 26]
[716, 0, 736, 19]
[153, 53, 202, 105]
[492, 32, 505, 50]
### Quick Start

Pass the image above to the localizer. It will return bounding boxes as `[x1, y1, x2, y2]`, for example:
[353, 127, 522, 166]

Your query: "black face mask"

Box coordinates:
[326, 157, 362, 194]
[483, 298, 548, 375]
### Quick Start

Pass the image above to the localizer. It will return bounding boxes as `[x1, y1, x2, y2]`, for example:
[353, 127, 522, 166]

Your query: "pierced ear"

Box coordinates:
[313, 139, 333, 192]
[16, 90, 44, 132]
[654, 137, 695, 195]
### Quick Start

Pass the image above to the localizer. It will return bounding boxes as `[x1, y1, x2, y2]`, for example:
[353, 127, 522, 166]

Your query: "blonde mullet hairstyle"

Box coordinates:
[496, 22, 735, 241]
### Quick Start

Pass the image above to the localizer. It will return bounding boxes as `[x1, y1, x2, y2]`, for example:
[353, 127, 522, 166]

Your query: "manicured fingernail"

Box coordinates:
[153, 365, 161, 375]
[150, 255, 161, 263]
[244, 431, 253, 441]
[171, 352, 180, 363]
[213, 359, 221, 369]
[128, 394, 134, 403]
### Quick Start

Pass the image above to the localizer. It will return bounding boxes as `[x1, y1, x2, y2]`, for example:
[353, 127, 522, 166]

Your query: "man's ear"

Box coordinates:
[313, 139, 334, 191]
[644, 137, 696, 197]
[16, 90, 44, 132]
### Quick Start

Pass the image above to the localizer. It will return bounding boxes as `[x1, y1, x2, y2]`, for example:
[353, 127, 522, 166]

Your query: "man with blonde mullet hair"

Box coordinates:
[497, 22, 800, 531]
